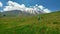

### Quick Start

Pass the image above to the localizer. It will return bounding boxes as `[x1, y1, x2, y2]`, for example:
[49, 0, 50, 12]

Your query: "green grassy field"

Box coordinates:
[0, 11, 60, 34]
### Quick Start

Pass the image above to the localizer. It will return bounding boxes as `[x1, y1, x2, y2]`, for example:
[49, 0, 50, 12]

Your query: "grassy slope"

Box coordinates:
[0, 11, 60, 34]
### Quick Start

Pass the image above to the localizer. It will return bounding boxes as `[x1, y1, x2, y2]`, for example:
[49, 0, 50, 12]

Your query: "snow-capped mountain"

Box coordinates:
[2, 1, 51, 15]
[3, 5, 51, 15]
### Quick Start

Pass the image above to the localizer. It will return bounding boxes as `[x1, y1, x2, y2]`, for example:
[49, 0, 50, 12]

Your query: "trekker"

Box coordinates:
[38, 16, 40, 21]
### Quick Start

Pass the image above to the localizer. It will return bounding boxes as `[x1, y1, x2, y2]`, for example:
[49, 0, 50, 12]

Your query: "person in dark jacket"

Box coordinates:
[38, 16, 40, 21]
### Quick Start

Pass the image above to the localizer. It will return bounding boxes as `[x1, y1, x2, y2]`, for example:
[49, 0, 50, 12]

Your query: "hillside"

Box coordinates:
[0, 10, 34, 17]
[0, 11, 60, 34]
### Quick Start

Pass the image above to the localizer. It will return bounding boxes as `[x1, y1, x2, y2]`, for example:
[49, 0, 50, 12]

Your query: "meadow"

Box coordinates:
[0, 11, 60, 34]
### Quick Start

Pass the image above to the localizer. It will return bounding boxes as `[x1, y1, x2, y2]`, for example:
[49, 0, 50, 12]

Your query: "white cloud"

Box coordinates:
[3, 1, 26, 11]
[38, 5, 44, 10]
[3, 1, 51, 14]
[0, 2, 3, 7]
[43, 9, 51, 13]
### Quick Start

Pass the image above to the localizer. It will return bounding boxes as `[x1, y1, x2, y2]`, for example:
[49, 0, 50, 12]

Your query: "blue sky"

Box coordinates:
[0, 0, 60, 11]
